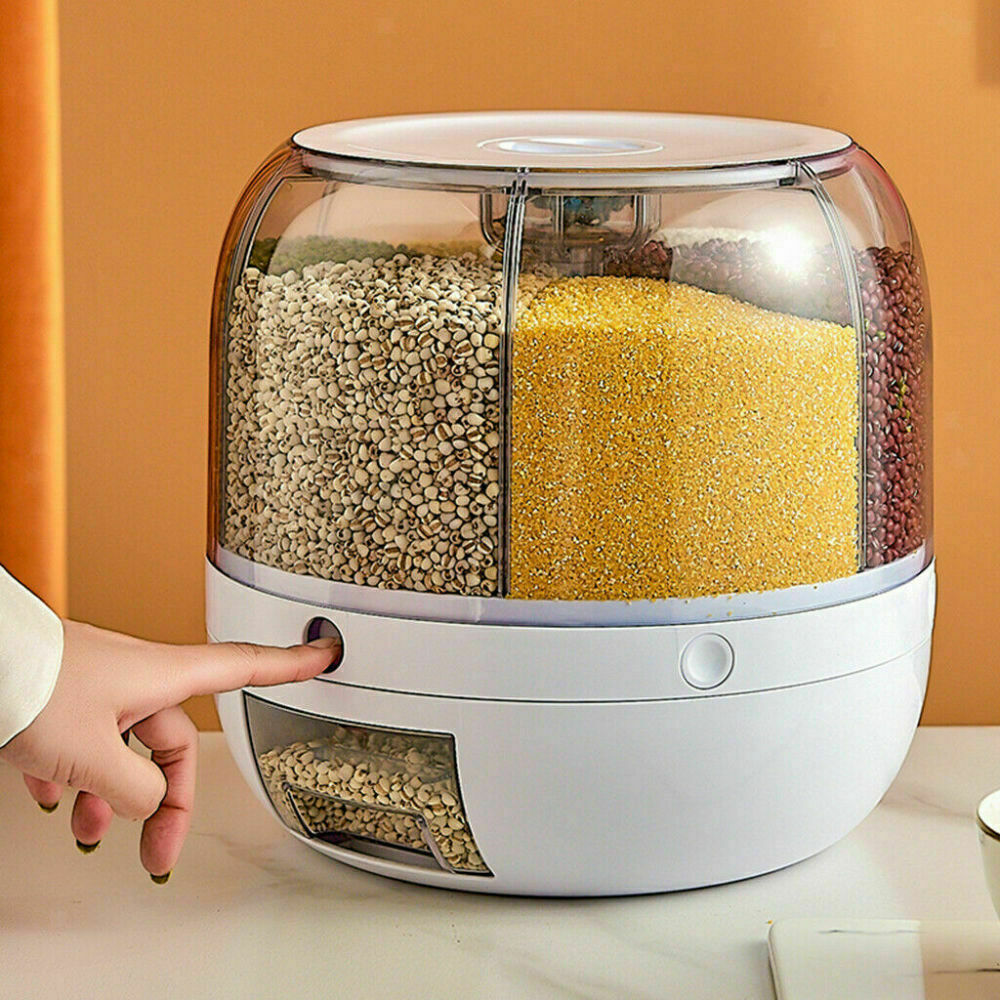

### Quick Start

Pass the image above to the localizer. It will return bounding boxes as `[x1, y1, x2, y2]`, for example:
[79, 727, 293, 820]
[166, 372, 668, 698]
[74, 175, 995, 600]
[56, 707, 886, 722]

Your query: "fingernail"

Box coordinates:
[307, 637, 338, 649]
[75, 840, 100, 854]
[38, 801, 58, 813]
[150, 871, 171, 885]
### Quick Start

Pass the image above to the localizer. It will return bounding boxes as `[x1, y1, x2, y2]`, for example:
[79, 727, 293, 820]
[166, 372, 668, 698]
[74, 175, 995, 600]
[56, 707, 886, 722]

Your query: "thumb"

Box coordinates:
[165, 637, 340, 705]
[83, 733, 168, 822]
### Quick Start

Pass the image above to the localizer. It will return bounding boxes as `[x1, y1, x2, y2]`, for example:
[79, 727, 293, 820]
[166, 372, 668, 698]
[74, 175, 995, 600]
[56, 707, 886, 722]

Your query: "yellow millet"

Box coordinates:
[510, 276, 859, 601]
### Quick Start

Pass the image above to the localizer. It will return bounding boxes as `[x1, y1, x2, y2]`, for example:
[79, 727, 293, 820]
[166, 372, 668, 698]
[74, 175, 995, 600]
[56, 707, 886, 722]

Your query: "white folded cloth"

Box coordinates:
[0, 565, 63, 747]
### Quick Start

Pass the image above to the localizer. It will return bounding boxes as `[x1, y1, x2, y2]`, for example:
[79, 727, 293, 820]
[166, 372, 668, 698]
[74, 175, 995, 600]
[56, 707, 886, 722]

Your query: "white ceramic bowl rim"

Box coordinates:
[977, 789, 1000, 841]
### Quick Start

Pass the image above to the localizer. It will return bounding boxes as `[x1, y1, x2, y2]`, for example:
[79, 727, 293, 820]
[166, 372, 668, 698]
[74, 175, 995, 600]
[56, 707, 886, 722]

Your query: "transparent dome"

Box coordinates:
[209, 112, 931, 626]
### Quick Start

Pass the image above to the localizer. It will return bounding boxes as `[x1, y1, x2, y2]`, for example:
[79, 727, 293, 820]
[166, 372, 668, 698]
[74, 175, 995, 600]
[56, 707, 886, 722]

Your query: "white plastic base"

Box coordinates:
[210, 561, 934, 896]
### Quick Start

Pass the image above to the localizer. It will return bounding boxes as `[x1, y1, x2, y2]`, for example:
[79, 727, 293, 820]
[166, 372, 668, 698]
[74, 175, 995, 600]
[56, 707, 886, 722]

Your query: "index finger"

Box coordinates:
[165, 638, 340, 705]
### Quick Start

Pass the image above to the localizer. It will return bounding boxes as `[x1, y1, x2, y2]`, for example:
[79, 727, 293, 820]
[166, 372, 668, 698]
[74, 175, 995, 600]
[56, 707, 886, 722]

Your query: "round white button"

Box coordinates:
[680, 634, 734, 690]
[304, 617, 345, 674]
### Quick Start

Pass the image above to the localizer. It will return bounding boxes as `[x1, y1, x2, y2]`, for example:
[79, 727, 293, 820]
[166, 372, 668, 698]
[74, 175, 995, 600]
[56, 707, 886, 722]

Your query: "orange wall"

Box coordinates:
[58, 0, 1000, 727]
[1, 0, 66, 615]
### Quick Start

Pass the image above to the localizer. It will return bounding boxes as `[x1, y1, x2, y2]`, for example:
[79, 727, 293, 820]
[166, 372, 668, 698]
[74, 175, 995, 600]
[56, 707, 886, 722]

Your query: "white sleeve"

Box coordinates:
[0, 566, 64, 747]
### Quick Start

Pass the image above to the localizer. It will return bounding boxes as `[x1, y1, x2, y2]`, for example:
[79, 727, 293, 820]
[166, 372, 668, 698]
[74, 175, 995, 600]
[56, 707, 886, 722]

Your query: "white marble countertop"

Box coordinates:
[2, 727, 998, 999]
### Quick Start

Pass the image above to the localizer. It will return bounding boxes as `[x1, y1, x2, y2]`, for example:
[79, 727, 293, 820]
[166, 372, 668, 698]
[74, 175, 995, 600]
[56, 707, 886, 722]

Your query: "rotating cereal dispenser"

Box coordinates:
[208, 113, 934, 895]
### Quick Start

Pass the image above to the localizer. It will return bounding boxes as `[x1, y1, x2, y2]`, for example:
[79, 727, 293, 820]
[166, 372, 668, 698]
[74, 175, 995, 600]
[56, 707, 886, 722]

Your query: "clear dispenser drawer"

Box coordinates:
[245, 694, 491, 875]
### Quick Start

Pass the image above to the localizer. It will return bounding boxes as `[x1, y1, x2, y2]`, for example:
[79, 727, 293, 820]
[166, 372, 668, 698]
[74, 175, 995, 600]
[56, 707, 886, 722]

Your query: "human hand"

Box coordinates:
[0, 620, 339, 881]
